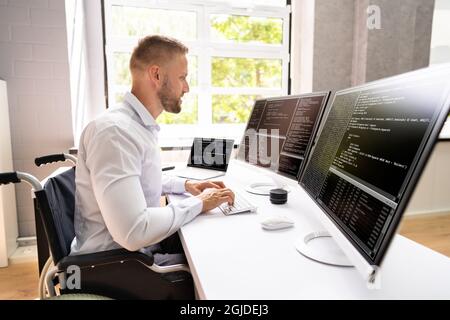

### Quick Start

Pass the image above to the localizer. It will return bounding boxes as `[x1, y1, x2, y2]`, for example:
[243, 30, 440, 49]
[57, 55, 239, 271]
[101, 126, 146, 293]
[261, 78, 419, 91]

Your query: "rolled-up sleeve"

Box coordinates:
[85, 126, 203, 252]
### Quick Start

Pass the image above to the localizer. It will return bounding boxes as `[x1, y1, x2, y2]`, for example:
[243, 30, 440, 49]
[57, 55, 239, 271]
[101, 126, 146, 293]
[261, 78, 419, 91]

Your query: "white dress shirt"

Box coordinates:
[70, 92, 203, 255]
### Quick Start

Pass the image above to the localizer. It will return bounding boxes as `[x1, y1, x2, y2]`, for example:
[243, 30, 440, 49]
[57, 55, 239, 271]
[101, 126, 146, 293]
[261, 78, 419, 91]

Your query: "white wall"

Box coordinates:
[0, 80, 18, 266]
[405, 141, 450, 216]
[430, 0, 450, 65]
[0, 0, 74, 237]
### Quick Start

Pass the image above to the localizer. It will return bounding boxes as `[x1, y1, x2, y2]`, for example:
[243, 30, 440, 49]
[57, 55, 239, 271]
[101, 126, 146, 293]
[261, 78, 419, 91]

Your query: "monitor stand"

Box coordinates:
[294, 230, 354, 267]
[245, 174, 291, 196]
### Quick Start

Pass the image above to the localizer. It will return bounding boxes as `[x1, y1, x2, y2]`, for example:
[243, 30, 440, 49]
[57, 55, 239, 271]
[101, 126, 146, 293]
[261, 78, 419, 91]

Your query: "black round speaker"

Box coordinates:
[270, 188, 288, 205]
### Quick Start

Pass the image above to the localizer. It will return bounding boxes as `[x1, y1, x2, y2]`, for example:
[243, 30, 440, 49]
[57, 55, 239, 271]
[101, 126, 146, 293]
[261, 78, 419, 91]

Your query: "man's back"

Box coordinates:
[71, 95, 165, 255]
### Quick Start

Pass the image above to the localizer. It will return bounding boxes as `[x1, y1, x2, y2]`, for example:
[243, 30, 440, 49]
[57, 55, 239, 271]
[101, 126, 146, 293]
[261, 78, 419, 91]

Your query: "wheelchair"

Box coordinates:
[0, 153, 195, 300]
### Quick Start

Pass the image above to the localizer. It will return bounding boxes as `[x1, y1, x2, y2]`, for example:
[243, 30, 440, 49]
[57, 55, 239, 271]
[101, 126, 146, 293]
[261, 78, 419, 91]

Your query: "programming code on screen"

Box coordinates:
[239, 94, 328, 179]
[278, 95, 326, 178]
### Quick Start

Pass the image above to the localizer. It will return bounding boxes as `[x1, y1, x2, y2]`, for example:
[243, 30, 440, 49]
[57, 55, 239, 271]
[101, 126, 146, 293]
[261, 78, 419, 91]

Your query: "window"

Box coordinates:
[104, 0, 290, 146]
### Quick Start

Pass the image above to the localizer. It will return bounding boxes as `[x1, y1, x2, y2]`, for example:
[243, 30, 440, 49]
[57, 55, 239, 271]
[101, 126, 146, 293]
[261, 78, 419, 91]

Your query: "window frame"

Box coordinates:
[103, 0, 291, 146]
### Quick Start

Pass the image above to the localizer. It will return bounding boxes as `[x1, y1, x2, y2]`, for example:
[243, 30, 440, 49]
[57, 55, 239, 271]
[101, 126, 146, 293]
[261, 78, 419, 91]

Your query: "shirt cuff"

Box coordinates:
[171, 177, 188, 194]
[178, 196, 203, 217]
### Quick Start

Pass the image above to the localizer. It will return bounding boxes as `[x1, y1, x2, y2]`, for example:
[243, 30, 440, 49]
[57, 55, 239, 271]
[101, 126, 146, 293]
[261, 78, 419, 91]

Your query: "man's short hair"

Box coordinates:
[130, 35, 189, 72]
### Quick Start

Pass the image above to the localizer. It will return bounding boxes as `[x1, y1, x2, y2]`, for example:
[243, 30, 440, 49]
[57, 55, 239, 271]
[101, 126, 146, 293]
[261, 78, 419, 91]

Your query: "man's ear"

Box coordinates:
[147, 65, 161, 85]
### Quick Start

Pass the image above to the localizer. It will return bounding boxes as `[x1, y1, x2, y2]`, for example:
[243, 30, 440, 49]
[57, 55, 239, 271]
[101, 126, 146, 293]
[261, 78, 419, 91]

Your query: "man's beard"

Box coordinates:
[158, 76, 182, 114]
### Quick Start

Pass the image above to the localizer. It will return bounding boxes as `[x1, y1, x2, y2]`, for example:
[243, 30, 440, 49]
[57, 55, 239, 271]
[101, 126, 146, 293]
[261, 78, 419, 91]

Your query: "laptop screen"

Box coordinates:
[187, 138, 234, 172]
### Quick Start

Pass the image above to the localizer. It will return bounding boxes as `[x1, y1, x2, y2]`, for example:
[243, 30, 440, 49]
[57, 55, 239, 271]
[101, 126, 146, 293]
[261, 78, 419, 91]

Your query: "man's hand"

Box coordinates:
[196, 188, 235, 213]
[185, 180, 226, 196]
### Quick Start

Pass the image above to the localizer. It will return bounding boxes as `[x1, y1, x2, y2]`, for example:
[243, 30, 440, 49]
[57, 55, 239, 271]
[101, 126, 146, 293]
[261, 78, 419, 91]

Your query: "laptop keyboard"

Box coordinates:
[218, 192, 257, 215]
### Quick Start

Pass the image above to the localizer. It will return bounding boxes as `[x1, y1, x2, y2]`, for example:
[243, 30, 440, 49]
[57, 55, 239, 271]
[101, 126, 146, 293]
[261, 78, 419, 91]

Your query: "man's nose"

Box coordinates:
[184, 82, 190, 93]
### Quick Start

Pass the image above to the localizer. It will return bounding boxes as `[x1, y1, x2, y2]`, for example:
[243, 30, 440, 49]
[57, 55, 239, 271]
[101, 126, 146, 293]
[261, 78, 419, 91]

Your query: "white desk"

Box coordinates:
[168, 160, 450, 299]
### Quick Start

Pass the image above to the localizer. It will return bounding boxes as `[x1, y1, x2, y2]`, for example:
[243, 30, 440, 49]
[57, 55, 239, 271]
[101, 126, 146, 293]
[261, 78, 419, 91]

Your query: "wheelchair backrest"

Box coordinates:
[37, 167, 76, 262]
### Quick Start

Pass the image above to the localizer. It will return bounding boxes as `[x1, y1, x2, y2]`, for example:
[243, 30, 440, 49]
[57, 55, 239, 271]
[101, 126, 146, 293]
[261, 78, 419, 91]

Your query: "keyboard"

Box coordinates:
[218, 192, 257, 215]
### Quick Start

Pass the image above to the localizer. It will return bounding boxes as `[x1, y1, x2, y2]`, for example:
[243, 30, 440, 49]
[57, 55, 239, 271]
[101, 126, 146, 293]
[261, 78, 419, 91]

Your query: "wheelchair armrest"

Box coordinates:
[57, 248, 154, 270]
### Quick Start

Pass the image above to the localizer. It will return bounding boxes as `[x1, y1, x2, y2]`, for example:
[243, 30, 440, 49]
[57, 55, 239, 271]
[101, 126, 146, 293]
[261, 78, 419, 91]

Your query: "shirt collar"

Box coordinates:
[124, 92, 160, 131]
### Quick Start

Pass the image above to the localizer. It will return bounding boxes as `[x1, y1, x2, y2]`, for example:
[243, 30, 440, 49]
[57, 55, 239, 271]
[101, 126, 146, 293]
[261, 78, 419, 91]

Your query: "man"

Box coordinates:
[70, 36, 235, 270]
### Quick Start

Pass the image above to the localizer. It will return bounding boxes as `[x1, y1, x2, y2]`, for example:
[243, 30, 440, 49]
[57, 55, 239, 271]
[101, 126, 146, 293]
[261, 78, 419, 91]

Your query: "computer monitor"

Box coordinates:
[237, 92, 330, 194]
[298, 64, 450, 285]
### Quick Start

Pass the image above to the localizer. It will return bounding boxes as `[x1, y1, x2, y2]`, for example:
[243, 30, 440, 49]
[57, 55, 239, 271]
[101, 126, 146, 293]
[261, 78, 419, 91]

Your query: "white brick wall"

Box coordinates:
[0, 6, 30, 25]
[0, 25, 10, 41]
[8, 0, 48, 8]
[31, 8, 66, 26]
[0, 0, 74, 237]
[33, 44, 67, 61]
[14, 61, 53, 78]
[12, 26, 67, 44]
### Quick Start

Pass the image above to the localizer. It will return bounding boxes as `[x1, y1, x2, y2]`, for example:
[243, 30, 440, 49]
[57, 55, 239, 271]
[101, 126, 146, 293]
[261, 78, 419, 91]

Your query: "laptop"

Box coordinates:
[173, 138, 234, 180]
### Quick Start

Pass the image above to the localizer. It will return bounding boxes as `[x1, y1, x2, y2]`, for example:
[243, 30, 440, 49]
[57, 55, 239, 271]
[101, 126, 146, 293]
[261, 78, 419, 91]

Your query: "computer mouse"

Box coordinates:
[261, 215, 295, 230]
